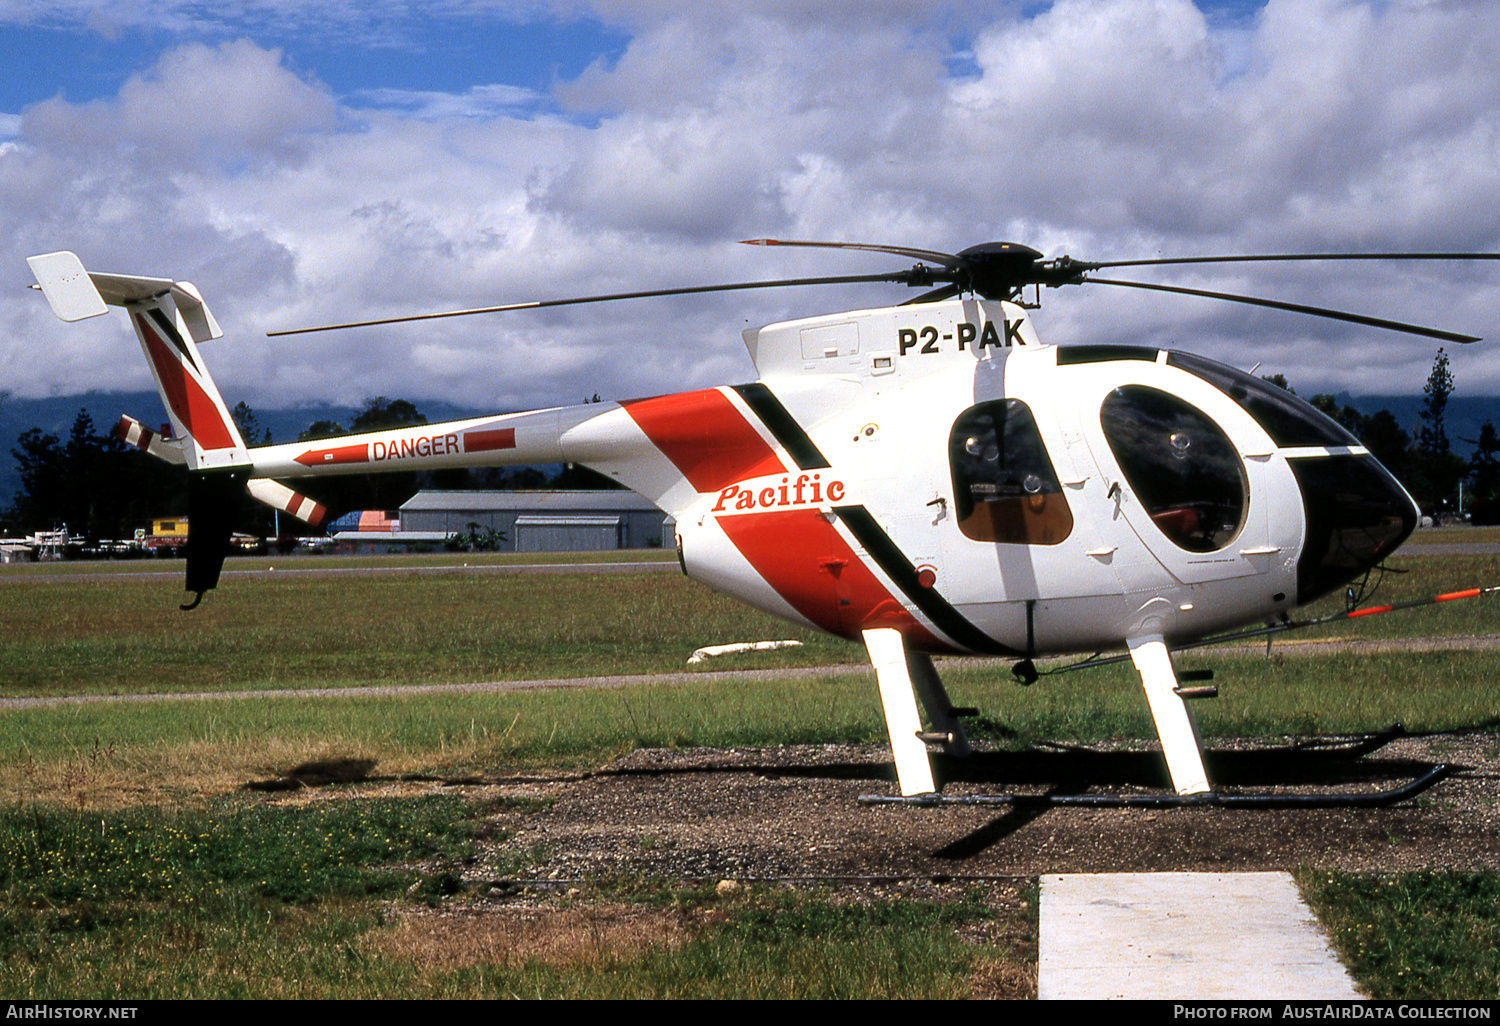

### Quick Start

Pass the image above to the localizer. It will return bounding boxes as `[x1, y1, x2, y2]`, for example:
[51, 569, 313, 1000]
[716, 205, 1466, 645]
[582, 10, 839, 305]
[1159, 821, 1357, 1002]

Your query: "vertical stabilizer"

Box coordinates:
[30, 252, 248, 605]
[29, 251, 246, 470]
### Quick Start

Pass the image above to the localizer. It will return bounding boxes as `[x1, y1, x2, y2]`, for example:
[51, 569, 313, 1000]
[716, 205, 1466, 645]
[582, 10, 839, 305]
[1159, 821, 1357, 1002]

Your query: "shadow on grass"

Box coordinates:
[244, 757, 380, 791]
[237, 729, 1462, 868]
[556, 727, 1459, 859]
[566, 725, 1448, 793]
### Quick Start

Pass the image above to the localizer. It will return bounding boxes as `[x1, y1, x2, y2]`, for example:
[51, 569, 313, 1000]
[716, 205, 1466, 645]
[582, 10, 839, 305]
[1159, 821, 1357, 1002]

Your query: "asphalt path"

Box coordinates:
[1398, 542, 1500, 557]
[0, 559, 680, 584]
[2, 538, 1491, 586]
[5, 634, 1499, 711]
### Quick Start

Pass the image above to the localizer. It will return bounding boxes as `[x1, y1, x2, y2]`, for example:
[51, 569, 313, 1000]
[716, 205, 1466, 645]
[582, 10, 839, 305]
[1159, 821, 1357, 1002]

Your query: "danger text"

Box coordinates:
[372, 434, 460, 462]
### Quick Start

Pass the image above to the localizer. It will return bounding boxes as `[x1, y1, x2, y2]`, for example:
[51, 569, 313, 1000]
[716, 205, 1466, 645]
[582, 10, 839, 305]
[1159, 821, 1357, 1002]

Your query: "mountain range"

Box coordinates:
[3, 390, 1497, 513]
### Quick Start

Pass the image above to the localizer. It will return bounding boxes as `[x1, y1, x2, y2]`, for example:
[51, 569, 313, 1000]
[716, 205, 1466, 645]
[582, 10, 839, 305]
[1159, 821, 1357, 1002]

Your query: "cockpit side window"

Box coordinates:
[1165, 350, 1359, 447]
[949, 400, 1073, 545]
[1101, 386, 1248, 553]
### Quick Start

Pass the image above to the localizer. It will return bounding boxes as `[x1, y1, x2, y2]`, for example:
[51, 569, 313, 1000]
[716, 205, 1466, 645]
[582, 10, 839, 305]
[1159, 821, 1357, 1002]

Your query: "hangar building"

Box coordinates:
[397, 490, 672, 552]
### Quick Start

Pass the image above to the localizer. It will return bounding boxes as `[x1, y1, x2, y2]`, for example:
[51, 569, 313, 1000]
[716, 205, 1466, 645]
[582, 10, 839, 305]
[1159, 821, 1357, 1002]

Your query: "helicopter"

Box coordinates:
[25, 239, 1498, 806]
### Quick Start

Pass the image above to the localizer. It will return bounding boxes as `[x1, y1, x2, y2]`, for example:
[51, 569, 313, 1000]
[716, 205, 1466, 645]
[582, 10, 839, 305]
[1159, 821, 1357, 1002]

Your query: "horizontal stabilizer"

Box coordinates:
[28, 251, 222, 342]
[27, 251, 107, 321]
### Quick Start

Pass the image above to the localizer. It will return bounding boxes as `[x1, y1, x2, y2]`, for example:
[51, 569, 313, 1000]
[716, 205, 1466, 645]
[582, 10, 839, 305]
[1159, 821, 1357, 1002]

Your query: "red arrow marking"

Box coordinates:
[293, 442, 368, 467]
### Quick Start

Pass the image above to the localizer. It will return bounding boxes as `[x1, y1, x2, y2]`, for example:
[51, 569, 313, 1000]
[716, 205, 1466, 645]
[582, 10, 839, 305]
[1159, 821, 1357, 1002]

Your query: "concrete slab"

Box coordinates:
[1039, 872, 1363, 1000]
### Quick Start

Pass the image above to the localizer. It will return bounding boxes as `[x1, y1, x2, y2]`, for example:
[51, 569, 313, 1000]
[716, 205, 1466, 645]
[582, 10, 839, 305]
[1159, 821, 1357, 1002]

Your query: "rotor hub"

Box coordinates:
[949, 242, 1091, 298]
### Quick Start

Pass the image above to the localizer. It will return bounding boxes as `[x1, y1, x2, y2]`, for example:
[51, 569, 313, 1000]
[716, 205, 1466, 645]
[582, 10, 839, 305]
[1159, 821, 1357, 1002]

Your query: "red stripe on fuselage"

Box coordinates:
[463, 427, 516, 452]
[135, 315, 237, 450]
[620, 389, 785, 492]
[716, 509, 938, 645]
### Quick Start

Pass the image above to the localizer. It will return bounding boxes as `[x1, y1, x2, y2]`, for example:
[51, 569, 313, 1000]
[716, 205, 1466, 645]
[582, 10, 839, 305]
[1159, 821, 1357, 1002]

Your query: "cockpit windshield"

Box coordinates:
[1165, 350, 1359, 447]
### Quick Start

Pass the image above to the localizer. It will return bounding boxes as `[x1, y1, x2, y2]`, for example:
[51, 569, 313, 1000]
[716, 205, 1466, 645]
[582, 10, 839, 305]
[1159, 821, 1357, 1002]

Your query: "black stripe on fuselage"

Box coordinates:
[728, 382, 1008, 654]
[833, 504, 1018, 656]
[730, 383, 831, 470]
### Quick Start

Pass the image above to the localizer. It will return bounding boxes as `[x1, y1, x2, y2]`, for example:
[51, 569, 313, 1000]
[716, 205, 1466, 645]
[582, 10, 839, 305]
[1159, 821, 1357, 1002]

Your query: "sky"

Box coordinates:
[2, 0, 1499, 416]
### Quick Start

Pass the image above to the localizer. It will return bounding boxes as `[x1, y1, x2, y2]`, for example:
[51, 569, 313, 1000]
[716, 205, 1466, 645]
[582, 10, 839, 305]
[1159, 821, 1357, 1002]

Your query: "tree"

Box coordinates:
[446, 521, 506, 552]
[350, 397, 427, 433]
[1418, 349, 1455, 457]
[1360, 409, 1415, 487]
[63, 409, 108, 537]
[1308, 394, 1368, 439]
[1302, 393, 1421, 494]
[9, 427, 65, 532]
[231, 402, 272, 446]
[6, 409, 188, 540]
[297, 420, 347, 443]
[1466, 421, 1500, 524]
[8, 411, 114, 537]
[1413, 350, 1465, 516]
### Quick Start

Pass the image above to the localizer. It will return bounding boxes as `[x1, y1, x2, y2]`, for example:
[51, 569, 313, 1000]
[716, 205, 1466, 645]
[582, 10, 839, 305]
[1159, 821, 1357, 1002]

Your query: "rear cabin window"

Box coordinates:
[1100, 386, 1247, 552]
[949, 400, 1073, 545]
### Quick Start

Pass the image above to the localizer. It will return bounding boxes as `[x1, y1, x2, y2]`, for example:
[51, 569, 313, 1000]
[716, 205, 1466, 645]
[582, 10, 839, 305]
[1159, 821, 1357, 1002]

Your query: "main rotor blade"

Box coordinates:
[1081, 252, 1500, 271]
[900, 283, 961, 306]
[267, 272, 924, 337]
[741, 238, 962, 269]
[1084, 276, 1481, 343]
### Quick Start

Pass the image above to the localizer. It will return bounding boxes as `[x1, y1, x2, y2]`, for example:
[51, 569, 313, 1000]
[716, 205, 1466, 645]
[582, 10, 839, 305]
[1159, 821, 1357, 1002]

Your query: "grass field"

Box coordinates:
[3, 545, 1496, 699]
[1, 544, 1497, 998]
[1399, 525, 1500, 546]
[0, 793, 1034, 998]
[0, 557, 854, 698]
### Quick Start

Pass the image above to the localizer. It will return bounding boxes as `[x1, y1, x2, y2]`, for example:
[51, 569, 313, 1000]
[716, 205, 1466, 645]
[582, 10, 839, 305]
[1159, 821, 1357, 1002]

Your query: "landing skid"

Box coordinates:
[857, 762, 1452, 809]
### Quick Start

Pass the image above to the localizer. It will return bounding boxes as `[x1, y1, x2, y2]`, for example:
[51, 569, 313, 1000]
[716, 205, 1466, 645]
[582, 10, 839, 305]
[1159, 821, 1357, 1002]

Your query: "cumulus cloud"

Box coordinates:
[352, 84, 541, 120]
[21, 39, 338, 169]
[3, 1, 1500, 415]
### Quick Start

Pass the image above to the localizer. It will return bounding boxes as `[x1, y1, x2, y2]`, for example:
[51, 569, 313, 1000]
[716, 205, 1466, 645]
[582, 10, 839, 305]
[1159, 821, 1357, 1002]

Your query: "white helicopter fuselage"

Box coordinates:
[92, 283, 1414, 659]
[662, 297, 1408, 658]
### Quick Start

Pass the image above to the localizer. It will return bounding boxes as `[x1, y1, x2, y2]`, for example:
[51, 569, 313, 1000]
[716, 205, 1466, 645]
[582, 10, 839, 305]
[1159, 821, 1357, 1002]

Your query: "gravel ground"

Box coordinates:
[339, 729, 1496, 999]
[480, 730, 1500, 882]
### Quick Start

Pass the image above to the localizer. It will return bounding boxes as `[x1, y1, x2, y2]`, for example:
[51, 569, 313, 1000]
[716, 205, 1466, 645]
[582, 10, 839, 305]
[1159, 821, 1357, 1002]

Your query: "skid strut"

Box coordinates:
[1130, 634, 1210, 795]
[860, 622, 1452, 808]
[864, 627, 935, 795]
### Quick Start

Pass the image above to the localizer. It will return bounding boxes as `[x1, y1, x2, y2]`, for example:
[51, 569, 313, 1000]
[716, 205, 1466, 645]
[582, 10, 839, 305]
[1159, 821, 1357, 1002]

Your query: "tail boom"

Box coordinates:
[245, 407, 582, 480]
[31, 252, 835, 606]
